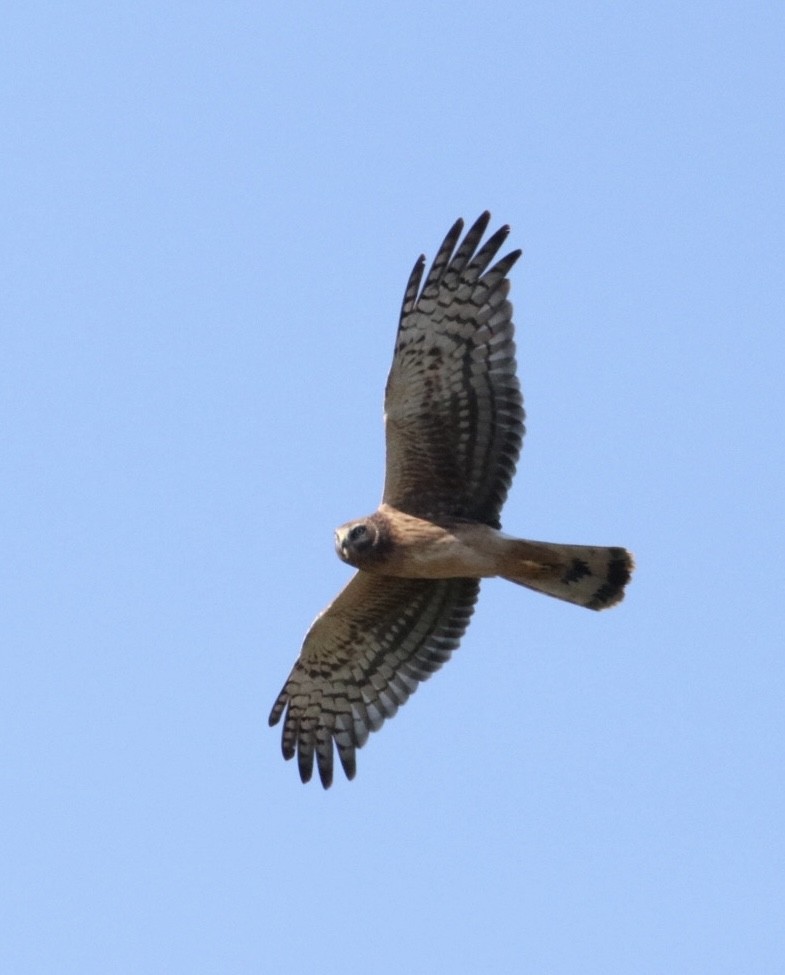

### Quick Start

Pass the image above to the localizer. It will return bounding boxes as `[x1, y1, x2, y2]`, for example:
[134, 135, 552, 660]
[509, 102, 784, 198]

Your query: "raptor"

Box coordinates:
[270, 213, 633, 787]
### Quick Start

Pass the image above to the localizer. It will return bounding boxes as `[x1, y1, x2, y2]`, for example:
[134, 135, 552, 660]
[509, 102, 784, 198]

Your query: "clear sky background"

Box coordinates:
[3, 2, 783, 972]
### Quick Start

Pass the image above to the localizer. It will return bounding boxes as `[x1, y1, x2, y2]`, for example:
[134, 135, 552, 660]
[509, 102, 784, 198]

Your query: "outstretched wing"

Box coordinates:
[383, 212, 524, 528]
[269, 573, 479, 788]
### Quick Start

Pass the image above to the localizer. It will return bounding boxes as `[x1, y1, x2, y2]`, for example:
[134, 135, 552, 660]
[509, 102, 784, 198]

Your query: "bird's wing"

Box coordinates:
[382, 212, 524, 527]
[269, 572, 479, 788]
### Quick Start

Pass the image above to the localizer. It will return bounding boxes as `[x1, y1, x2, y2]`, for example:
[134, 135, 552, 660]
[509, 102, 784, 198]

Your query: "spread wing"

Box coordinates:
[382, 212, 524, 528]
[268, 573, 479, 788]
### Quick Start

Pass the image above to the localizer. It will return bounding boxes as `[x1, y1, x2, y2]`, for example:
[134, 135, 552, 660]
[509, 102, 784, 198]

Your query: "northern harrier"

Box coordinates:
[270, 213, 633, 787]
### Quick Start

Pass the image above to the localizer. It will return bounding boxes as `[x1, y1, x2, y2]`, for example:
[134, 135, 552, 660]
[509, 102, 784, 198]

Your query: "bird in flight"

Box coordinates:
[269, 212, 633, 787]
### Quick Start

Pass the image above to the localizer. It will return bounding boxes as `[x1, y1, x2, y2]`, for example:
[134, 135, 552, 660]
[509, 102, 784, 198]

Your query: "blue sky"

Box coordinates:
[3, 2, 783, 972]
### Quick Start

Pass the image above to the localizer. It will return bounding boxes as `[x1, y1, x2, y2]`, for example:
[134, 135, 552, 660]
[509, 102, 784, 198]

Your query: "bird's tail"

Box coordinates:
[499, 539, 634, 610]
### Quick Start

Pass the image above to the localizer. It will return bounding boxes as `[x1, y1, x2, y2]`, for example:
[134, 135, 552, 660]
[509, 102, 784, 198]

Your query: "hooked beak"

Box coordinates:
[334, 527, 349, 561]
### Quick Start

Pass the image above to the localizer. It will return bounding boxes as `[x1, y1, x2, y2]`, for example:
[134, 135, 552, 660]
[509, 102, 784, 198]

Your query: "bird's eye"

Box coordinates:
[349, 524, 368, 542]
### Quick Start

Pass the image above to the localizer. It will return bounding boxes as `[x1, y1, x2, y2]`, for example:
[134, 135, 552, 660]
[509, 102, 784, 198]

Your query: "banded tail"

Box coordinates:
[500, 539, 634, 610]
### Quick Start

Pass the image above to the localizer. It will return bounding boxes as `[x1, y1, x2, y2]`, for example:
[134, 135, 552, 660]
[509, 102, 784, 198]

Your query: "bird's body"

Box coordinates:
[337, 505, 631, 606]
[269, 213, 634, 787]
[336, 506, 504, 579]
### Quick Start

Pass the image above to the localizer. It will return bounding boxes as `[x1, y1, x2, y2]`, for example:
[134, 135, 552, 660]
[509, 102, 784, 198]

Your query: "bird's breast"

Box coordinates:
[372, 506, 504, 579]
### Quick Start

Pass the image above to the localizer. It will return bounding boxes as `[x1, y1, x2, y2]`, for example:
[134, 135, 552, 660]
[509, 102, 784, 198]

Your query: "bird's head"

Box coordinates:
[334, 517, 382, 568]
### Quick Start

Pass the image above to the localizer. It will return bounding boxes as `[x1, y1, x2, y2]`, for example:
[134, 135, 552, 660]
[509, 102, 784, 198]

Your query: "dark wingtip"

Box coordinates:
[268, 682, 288, 727]
[297, 752, 314, 784]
